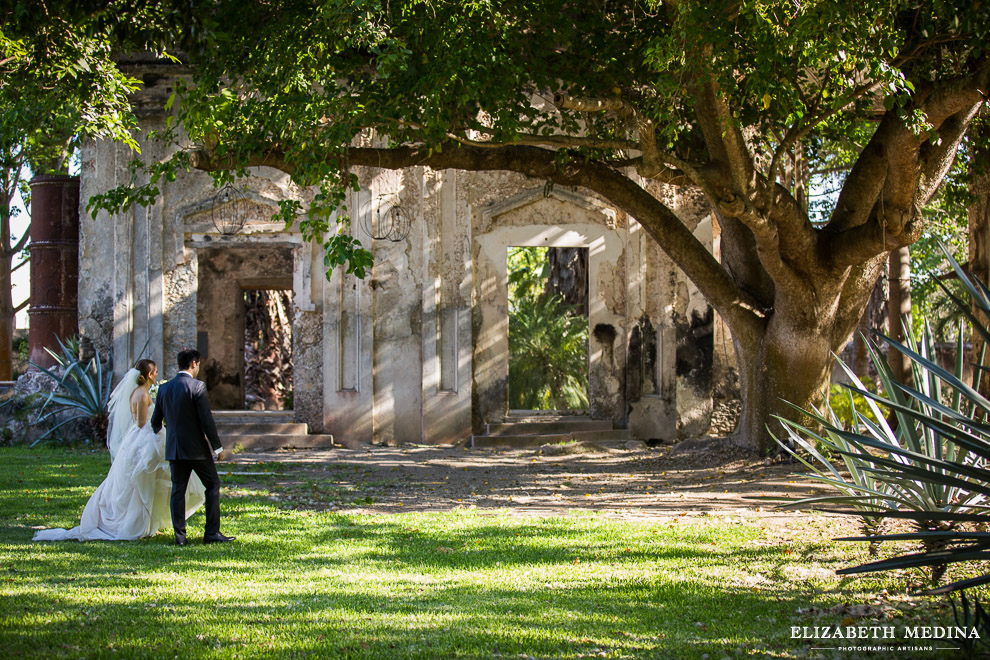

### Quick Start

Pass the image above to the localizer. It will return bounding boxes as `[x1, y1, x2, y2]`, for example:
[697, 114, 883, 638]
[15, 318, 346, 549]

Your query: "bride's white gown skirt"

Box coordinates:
[33, 424, 206, 541]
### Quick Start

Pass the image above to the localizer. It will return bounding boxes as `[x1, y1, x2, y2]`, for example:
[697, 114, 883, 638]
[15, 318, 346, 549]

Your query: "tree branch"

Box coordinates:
[769, 79, 883, 182]
[822, 206, 920, 268]
[874, 65, 990, 240]
[688, 73, 820, 305]
[11, 230, 30, 256]
[825, 62, 990, 239]
[553, 93, 637, 118]
[918, 100, 983, 204]
[823, 128, 887, 234]
[384, 119, 694, 185]
[697, 73, 755, 200]
[13, 298, 29, 313]
[396, 118, 641, 153]
[916, 59, 990, 129]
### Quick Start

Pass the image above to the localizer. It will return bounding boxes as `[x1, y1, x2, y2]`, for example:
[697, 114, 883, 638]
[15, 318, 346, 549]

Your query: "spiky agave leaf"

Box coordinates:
[28, 338, 112, 446]
[774, 245, 990, 591]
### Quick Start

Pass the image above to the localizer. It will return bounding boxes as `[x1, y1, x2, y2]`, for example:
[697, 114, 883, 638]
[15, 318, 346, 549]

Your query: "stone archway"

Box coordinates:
[196, 247, 293, 410]
[472, 187, 628, 430]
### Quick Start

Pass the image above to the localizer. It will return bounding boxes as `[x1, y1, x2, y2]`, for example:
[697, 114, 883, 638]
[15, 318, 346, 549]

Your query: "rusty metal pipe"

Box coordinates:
[27, 175, 79, 370]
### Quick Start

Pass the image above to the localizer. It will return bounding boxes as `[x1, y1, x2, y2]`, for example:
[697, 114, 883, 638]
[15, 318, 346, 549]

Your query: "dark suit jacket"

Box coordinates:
[150, 372, 222, 461]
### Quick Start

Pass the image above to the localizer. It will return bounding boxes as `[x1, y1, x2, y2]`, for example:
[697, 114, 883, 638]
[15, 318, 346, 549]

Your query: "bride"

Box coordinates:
[33, 359, 205, 541]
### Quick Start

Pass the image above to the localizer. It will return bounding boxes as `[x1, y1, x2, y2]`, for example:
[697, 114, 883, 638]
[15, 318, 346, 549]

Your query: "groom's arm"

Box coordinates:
[192, 381, 222, 453]
[150, 386, 165, 434]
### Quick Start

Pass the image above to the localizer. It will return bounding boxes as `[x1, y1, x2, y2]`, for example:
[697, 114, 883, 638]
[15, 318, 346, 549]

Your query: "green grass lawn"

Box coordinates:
[0, 448, 966, 659]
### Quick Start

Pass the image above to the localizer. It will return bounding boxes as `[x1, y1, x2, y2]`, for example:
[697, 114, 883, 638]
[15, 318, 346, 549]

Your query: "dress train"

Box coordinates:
[33, 421, 205, 542]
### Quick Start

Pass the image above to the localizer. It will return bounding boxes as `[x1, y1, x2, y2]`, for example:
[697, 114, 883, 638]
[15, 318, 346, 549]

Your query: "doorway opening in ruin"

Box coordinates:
[507, 246, 589, 413]
[196, 246, 294, 411]
[243, 289, 294, 411]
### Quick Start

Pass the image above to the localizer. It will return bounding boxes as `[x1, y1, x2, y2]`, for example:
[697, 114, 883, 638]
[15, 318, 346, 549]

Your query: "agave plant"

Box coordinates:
[776, 244, 990, 594]
[949, 591, 990, 656]
[772, 372, 900, 556]
[30, 336, 113, 447]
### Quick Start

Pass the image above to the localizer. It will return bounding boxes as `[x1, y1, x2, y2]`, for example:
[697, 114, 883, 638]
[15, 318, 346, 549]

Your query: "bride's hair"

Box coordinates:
[135, 359, 157, 387]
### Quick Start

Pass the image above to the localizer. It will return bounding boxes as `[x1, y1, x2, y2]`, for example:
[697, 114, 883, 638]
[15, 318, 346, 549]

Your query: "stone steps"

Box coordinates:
[471, 413, 639, 449]
[213, 422, 309, 435]
[213, 410, 295, 424]
[213, 410, 338, 451]
[486, 419, 613, 436]
[220, 433, 339, 451]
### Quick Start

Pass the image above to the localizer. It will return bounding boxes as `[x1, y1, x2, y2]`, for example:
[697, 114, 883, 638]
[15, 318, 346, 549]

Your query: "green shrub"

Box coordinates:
[509, 293, 589, 411]
[827, 376, 882, 430]
[507, 247, 588, 411]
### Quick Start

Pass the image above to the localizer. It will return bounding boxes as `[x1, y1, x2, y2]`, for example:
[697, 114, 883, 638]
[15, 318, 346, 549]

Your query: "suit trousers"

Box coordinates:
[170, 458, 221, 538]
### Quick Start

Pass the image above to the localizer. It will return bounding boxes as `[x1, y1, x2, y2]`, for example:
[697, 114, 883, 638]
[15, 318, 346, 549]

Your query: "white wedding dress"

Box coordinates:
[33, 369, 206, 542]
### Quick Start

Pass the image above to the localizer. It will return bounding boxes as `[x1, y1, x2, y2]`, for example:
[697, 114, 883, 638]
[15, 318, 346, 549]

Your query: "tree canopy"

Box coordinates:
[43, 0, 990, 449]
[1, 2, 151, 169]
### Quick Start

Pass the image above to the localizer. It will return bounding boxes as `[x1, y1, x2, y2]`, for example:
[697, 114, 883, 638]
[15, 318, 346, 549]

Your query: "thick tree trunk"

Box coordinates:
[0, 185, 14, 381]
[731, 315, 835, 453]
[719, 225, 887, 452]
[969, 122, 990, 398]
[0, 261, 12, 381]
[887, 246, 913, 385]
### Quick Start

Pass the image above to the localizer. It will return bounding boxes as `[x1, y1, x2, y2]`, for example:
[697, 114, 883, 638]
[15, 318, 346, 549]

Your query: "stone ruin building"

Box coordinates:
[69, 64, 729, 447]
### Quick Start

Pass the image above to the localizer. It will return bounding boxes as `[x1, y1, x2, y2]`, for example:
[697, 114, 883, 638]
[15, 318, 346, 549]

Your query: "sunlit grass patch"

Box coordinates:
[0, 448, 964, 659]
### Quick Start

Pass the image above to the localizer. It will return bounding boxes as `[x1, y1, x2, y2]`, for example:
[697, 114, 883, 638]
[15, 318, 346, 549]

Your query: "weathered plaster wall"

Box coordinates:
[322, 166, 473, 445]
[471, 186, 629, 428]
[370, 169, 424, 445]
[162, 248, 197, 373]
[80, 102, 324, 430]
[323, 186, 375, 443]
[625, 199, 679, 443]
[669, 188, 716, 438]
[77, 140, 117, 359]
[422, 170, 473, 444]
[78, 121, 170, 375]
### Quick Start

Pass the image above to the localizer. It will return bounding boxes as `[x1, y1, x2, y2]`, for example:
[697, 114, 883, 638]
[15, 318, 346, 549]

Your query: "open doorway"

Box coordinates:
[243, 289, 294, 410]
[507, 246, 589, 412]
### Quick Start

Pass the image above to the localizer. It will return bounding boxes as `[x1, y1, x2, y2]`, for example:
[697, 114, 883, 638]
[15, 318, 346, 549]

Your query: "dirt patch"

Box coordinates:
[220, 439, 852, 532]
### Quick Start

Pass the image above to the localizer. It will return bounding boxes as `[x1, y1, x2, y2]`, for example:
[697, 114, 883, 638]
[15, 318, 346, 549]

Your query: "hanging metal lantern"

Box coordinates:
[210, 183, 246, 236]
[361, 201, 411, 242]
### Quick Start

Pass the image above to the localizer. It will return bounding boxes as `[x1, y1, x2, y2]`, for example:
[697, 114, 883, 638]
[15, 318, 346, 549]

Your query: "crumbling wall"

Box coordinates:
[673, 205, 716, 438]
[471, 184, 628, 428]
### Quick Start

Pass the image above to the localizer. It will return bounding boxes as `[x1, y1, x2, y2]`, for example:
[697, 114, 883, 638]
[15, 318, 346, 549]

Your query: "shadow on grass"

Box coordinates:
[0, 448, 959, 659]
[3, 507, 896, 659]
[0, 527, 877, 660]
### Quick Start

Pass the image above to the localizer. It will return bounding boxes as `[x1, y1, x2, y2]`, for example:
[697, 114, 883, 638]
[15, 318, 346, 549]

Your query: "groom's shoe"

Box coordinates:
[175, 534, 187, 547]
[203, 533, 236, 544]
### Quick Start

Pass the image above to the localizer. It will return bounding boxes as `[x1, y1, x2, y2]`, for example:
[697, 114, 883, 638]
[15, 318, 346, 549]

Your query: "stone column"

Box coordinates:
[27, 175, 79, 369]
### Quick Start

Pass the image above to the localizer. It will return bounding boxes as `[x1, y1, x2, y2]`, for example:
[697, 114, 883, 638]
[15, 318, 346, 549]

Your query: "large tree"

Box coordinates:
[92, 0, 988, 451]
[0, 1, 175, 379]
[1, 6, 147, 379]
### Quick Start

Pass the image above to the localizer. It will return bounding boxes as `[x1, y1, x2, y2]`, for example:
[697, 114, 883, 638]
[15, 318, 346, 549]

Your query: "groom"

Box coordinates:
[151, 349, 235, 546]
